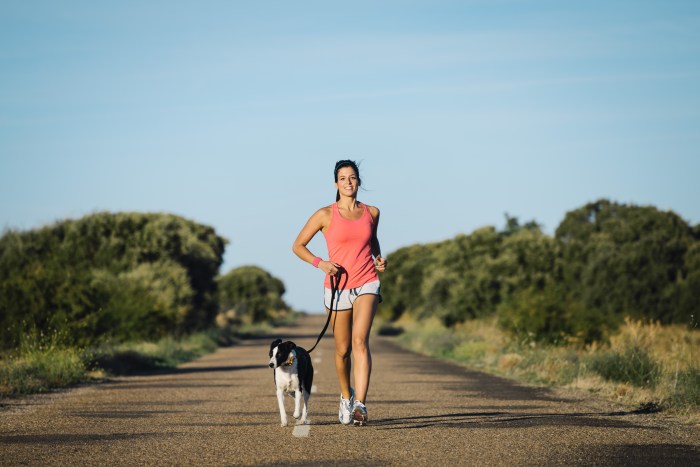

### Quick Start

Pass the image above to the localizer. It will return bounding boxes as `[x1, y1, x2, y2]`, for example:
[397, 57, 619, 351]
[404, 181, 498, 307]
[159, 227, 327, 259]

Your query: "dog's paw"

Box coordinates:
[293, 411, 301, 419]
[280, 419, 288, 427]
[295, 419, 308, 426]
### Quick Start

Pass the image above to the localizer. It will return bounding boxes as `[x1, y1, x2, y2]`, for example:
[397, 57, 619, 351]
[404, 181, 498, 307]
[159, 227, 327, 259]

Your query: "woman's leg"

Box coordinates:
[350, 294, 379, 404]
[329, 307, 353, 399]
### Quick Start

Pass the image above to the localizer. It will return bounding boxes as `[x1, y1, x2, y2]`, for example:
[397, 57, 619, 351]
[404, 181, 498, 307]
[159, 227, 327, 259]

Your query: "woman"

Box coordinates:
[292, 160, 387, 426]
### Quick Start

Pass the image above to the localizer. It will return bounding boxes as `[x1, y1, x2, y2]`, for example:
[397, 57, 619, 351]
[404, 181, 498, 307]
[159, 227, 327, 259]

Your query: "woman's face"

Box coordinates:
[336, 166, 359, 198]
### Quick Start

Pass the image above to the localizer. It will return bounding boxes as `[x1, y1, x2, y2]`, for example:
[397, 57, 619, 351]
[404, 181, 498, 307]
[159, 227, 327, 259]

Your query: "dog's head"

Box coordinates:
[269, 339, 296, 369]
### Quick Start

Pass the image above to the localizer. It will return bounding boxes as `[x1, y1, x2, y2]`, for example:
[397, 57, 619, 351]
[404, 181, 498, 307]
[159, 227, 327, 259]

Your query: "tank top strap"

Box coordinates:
[361, 202, 374, 223]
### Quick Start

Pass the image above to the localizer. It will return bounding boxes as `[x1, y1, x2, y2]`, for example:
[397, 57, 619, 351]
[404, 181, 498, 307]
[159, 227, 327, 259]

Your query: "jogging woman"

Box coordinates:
[292, 160, 387, 426]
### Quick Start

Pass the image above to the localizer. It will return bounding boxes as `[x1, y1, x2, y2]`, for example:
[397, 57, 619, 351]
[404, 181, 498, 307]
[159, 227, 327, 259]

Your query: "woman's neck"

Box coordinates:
[337, 197, 359, 211]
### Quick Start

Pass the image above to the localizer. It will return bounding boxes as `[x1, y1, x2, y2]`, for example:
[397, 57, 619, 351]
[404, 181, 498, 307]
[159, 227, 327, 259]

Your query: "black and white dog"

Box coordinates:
[268, 339, 314, 426]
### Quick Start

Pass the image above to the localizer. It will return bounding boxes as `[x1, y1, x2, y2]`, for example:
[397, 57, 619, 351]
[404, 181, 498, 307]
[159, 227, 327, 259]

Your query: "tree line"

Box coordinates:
[378, 199, 700, 344]
[0, 212, 289, 349]
[3, 200, 696, 350]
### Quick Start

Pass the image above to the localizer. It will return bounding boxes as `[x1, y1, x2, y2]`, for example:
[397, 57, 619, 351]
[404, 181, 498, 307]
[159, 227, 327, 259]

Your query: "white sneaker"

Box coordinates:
[338, 388, 354, 425]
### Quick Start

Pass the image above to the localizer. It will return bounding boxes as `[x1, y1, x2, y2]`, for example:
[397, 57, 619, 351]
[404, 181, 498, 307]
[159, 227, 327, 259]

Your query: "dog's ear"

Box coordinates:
[270, 339, 283, 357]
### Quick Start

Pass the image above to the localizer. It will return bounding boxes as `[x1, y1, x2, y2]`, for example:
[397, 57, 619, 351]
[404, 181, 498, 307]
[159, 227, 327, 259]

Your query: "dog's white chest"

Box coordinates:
[275, 368, 300, 394]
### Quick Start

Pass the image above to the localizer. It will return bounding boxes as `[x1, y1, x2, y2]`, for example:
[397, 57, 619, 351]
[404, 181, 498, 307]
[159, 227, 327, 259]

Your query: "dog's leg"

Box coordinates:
[299, 389, 310, 425]
[293, 389, 302, 420]
[276, 388, 288, 427]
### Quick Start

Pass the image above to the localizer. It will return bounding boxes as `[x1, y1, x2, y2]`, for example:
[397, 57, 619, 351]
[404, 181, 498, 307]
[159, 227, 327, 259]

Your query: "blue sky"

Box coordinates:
[2, 1, 699, 312]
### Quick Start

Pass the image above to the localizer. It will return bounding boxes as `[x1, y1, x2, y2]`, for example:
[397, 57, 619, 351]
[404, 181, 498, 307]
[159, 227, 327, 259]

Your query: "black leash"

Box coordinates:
[308, 271, 347, 353]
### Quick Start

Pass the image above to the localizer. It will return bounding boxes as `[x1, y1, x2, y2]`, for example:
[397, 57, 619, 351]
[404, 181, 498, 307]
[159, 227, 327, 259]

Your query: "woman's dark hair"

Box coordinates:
[334, 160, 361, 201]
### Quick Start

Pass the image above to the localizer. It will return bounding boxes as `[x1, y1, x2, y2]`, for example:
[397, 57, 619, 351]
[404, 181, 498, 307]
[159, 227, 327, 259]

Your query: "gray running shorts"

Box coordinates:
[324, 280, 382, 311]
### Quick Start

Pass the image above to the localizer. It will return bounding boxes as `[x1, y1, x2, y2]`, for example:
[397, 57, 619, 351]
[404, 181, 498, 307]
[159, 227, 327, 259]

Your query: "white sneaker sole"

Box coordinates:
[339, 411, 353, 425]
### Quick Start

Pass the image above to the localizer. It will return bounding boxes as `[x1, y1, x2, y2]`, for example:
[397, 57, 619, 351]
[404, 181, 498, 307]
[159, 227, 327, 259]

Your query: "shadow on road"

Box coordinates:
[584, 443, 700, 464]
[0, 432, 169, 445]
[98, 364, 266, 378]
[140, 364, 266, 375]
[236, 333, 322, 341]
[369, 410, 661, 431]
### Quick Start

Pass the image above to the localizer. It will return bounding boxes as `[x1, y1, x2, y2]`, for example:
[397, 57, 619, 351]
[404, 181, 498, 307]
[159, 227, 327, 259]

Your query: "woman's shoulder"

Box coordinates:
[363, 203, 380, 219]
[310, 205, 333, 222]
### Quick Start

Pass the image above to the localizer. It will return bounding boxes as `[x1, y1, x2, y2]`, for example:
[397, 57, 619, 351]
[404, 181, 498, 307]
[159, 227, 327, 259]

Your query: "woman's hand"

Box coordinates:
[374, 256, 387, 272]
[320, 261, 343, 276]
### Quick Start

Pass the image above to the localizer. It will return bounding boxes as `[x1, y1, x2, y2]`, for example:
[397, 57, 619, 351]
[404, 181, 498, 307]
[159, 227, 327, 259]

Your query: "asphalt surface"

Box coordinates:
[1, 314, 699, 466]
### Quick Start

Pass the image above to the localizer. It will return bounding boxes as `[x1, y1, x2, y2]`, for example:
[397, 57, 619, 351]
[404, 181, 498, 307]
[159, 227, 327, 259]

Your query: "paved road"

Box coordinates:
[2, 314, 699, 466]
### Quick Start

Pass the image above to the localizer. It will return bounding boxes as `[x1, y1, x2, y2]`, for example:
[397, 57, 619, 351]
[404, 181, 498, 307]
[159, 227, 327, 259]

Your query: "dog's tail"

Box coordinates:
[308, 272, 346, 353]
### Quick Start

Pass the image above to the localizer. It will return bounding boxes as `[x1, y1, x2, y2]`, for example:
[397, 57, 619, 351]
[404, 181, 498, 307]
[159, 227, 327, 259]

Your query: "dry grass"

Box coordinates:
[385, 315, 700, 423]
[611, 318, 698, 372]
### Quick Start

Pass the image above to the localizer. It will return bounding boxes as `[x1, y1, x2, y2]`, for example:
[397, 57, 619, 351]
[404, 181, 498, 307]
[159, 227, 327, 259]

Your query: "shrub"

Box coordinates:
[556, 199, 697, 324]
[90, 330, 220, 375]
[376, 323, 404, 336]
[382, 200, 700, 344]
[397, 319, 460, 358]
[0, 328, 88, 397]
[589, 346, 662, 387]
[217, 265, 290, 324]
[0, 348, 87, 397]
[0, 212, 226, 348]
[671, 367, 700, 407]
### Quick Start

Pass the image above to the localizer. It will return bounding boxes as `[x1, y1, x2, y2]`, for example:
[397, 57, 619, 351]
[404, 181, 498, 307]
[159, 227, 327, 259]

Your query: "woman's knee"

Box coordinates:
[335, 344, 352, 359]
[351, 335, 369, 353]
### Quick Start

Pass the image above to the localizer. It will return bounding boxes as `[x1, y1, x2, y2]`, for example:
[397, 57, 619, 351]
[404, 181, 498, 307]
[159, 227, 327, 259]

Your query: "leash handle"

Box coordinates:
[308, 272, 346, 353]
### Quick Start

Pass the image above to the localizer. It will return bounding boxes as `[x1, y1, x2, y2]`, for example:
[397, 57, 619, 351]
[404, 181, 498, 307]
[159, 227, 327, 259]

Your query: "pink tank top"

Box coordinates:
[323, 202, 379, 289]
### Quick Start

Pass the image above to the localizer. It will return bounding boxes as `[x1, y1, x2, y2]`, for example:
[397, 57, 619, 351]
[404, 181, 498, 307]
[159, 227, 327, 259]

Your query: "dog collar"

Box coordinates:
[285, 355, 295, 366]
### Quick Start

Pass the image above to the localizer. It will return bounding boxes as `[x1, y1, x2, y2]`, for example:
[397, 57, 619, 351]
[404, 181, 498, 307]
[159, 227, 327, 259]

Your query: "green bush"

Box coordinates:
[671, 367, 700, 407]
[0, 328, 223, 396]
[217, 265, 290, 324]
[497, 285, 565, 344]
[380, 201, 700, 344]
[397, 324, 460, 358]
[376, 323, 404, 336]
[378, 243, 435, 321]
[91, 330, 220, 375]
[0, 212, 226, 348]
[556, 200, 696, 324]
[497, 285, 611, 345]
[589, 346, 662, 388]
[0, 328, 88, 397]
[0, 349, 88, 397]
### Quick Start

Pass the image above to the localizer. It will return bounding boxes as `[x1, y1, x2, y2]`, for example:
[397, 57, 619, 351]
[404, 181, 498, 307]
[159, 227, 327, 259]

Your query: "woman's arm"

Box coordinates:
[292, 207, 339, 275]
[368, 206, 387, 272]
